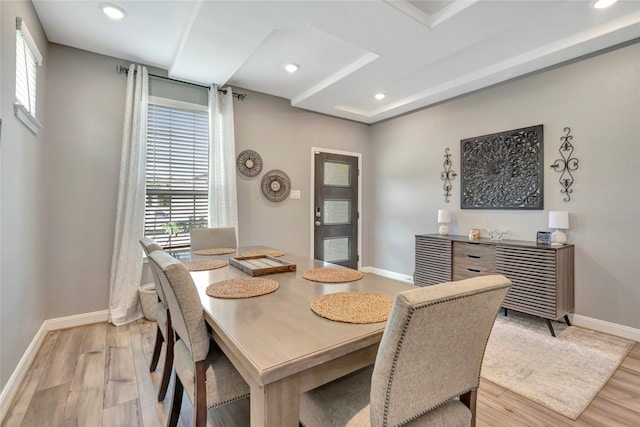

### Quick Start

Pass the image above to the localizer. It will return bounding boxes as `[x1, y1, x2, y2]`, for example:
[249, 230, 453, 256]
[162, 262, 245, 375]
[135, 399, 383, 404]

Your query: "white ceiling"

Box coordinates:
[33, 0, 640, 124]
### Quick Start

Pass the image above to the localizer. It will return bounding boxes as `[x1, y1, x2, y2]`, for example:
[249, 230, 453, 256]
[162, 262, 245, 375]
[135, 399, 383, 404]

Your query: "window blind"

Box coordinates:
[145, 101, 209, 249]
[15, 18, 41, 115]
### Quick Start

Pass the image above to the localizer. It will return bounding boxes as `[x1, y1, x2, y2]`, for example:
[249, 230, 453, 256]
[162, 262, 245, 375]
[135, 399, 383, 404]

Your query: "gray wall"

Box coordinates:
[369, 42, 640, 330]
[44, 44, 126, 319]
[233, 89, 371, 257]
[0, 0, 48, 387]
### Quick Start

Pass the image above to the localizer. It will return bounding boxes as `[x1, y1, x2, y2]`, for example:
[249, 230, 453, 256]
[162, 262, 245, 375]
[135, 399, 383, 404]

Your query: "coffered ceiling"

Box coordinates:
[33, 0, 640, 123]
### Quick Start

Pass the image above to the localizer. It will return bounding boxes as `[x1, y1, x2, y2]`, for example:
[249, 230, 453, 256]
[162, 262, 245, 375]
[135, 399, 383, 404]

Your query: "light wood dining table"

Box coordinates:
[182, 247, 414, 427]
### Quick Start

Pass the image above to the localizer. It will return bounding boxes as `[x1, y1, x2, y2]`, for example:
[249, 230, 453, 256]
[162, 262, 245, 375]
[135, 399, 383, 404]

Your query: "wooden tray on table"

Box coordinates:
[229, 255, 296, 277]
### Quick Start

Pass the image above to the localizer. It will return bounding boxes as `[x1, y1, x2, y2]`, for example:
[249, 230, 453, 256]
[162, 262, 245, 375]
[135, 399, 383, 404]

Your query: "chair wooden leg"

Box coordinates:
[193, 360, 208, 427]
[167, 372, 184, 427]
[158, 318, 175, 401]
[150, 324, 165, 372]
[460, 389, 477, 427]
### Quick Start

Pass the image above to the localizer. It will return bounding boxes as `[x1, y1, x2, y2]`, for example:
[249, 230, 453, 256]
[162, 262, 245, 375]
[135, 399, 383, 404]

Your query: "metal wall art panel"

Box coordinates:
[461, 124, 544, 210]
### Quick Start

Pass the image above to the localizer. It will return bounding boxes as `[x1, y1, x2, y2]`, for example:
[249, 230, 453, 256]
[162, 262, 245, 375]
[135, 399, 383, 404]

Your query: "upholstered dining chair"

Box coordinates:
[139, 237, 174, 401]
[189, 226, 237, 251]
[299, 274, 511, 427]
[148, 250, 250, 427]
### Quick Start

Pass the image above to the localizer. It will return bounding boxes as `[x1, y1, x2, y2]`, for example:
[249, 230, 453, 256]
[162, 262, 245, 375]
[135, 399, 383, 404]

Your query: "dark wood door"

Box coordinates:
[314, 152, 359, 269]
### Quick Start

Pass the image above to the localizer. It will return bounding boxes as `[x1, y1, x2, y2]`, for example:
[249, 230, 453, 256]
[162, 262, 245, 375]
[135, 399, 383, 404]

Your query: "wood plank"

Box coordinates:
[20, 383, 69, 427]
[0, 366, 46, 426]
[102, 399, 142, 427]
[36, 327, 85, 390]
[129, 318, 161, 409]
[103, 323, 139, 409]
[63, 351, 105, 426]
[31, 330, 60, 369]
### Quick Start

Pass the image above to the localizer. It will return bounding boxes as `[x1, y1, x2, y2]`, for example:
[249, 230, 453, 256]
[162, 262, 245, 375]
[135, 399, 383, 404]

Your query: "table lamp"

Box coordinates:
[438, 209, 451, 236]
[548, 211, 569, 245]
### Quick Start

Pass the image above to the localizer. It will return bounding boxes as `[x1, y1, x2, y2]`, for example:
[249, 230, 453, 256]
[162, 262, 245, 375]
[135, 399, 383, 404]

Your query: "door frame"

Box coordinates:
[309, 147, 363, 269]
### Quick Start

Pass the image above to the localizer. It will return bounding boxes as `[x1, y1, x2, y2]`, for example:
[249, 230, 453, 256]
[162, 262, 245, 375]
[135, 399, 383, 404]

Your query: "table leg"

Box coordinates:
[250, 375, 300, 427]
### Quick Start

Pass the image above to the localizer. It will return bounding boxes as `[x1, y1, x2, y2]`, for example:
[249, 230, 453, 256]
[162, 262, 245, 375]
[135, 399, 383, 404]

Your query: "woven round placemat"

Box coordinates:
[241, 249, 285, 257]
[193, 247, 237, 256]
[302, 268, 364, 283]
[206, 277, 279, 299]
[184, 259, 228, 272]
[311, 292, 393, 324]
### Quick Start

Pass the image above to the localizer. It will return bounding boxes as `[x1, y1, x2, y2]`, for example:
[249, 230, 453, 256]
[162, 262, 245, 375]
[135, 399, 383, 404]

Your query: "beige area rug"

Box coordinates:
[481, 312, 634, 420]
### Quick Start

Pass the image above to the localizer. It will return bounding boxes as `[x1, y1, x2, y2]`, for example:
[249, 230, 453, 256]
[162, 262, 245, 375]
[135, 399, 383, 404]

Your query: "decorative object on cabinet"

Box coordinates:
[437, 209, 451, 236]
[484, 229, 509, 241]
[461, 124, 543, 210]
[236, 149, 263, 177]
[261, 169, 291, 202]
[548, 211, 569, 245]
[469, 228, 480, 240]
[414, 234, 574, 336]
[440, 148, 457, 203]
[536, 231, 551, 244]
[550, 127, 579, 202]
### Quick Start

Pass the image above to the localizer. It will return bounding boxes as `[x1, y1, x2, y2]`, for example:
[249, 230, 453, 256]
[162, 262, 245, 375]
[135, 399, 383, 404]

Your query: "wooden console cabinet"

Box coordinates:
[415, 234, 574, 335]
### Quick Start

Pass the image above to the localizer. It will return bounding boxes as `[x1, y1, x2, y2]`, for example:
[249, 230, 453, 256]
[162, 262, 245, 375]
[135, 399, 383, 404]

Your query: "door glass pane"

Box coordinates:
[324, 237, 349, 262]
[324, 161, 350, 186]
[324, 200, 350, 224]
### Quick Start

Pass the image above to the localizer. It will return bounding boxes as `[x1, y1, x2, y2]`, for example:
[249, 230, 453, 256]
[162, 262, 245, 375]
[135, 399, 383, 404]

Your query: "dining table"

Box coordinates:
[178, 246, 415, 427]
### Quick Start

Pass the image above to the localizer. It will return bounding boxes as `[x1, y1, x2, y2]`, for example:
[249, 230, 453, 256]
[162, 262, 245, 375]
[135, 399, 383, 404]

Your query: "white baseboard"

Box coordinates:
[0, 310, 108, 421]
[361, 266, 414, 284]
[362, 267, 639, 343]
[570, 314, 640, 342]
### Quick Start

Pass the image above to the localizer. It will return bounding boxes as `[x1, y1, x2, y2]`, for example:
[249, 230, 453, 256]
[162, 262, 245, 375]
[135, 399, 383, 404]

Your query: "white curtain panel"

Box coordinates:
[208, 85, 238, 230]
[108, 64, 148, 326]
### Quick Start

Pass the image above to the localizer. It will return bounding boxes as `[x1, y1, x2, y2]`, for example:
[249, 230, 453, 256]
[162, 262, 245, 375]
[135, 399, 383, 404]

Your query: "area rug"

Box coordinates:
[481, 312, 634, 420]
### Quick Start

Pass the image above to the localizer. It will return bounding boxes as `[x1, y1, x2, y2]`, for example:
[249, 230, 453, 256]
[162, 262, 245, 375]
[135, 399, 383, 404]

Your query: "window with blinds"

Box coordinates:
[15, 17, 43, 134]
[145, 98, 209, 249]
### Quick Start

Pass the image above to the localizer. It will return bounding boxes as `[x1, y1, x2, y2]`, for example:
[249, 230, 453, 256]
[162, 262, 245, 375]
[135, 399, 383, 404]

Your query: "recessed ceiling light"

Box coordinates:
[374, 93, 386, 100]
[593, 0, 617, 9]
[100, 3, 127, 20]
[284, 63, 299, 73]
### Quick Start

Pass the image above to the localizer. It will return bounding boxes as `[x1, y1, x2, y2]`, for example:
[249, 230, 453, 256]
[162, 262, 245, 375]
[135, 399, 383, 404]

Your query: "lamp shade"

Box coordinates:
[437, 209, 451, 224]
[548, 211, 569, 229]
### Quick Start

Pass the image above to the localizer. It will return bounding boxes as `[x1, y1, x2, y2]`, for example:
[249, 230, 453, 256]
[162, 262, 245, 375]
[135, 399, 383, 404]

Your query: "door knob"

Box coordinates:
[315, 221, 322, 226]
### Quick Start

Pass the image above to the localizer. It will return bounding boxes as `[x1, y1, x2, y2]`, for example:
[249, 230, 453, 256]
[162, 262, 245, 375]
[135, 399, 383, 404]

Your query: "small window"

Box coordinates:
[15, 17, 43, 134]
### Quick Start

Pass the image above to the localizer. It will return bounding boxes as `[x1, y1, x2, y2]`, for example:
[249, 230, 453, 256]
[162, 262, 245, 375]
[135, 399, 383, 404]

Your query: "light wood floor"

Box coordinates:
[2, 319, 639, 426]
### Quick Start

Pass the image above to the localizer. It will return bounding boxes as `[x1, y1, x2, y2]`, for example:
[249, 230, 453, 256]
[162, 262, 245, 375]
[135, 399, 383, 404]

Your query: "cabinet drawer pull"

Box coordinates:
[467, 268, 481, 273]
[467, 255, 481, 259]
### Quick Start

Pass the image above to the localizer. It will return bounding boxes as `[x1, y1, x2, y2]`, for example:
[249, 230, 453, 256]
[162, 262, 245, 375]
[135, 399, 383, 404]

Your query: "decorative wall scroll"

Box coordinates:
[550, 127, 579, 202]
[440, 148, 457, 203]
[461, 124, 544, 209]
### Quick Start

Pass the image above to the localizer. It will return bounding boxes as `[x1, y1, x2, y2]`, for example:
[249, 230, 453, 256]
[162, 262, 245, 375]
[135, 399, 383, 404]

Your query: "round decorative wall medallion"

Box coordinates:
[236, 150, 263, 177]
[261, 169, 291, 202]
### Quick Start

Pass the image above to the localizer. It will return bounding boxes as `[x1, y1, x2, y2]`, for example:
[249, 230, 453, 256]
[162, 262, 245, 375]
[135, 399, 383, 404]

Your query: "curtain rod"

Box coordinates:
[116, 65, 247, 101]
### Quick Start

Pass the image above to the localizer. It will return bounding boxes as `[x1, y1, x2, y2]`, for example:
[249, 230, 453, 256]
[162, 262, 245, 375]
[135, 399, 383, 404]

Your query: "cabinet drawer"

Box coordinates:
[453, 242, 495, 267]
[452, 242, 495, 280]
